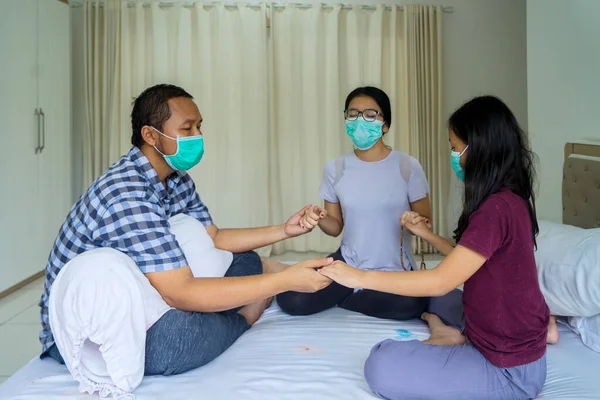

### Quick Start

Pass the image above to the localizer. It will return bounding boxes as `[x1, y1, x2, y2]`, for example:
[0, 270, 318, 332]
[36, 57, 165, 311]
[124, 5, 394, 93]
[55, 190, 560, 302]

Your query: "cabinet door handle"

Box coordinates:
[39, 108, 46, 153]
[35, 108, 41, 154]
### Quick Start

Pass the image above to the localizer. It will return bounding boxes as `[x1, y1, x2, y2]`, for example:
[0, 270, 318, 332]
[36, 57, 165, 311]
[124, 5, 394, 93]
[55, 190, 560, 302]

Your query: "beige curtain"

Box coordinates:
[403, 5, 447, 253]
[269, 4, 446, 254]
[76, 0, 272, 253]
[74, 1, 446, 256]
[81, 0, 122, 189]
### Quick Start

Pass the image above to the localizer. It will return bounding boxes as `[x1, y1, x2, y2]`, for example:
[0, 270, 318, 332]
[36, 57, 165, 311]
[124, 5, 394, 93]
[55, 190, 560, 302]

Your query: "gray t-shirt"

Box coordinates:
[318, 150, 429, 271]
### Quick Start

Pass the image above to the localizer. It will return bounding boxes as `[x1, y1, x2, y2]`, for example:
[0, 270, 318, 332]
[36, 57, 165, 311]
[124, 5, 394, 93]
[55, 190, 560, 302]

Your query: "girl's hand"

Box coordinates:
[318, 261, 365, 289]
[300, 205, 327, 230]
[400, 211, 432, 239]
[282, 258, 334, 292]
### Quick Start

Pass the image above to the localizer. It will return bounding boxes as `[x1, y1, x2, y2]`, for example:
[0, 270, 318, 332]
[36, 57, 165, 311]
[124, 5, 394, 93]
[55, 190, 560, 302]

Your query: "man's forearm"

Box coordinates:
[213, 225, 288, 253]
[166, 273, 288, 312]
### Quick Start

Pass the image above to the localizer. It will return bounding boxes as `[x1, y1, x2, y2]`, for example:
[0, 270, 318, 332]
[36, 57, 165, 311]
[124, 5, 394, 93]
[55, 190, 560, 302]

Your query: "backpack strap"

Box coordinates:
[334, 153, 411, 186]
[333, 156, 345, 186]
[398, 153, 426, 268]
[399, 153, 412, 184]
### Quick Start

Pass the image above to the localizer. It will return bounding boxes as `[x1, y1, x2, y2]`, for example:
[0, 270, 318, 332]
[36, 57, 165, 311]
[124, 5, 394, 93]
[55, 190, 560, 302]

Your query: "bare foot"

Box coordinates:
[547, 315, 560, 344]
[237, 297, 273, 325]
[422, 312, 466, 346]
[261, 258, 289, 274]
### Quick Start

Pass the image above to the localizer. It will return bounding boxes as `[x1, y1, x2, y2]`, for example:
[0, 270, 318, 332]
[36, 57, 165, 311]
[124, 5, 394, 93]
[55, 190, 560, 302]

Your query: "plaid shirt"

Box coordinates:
[39, 146, 213, 353]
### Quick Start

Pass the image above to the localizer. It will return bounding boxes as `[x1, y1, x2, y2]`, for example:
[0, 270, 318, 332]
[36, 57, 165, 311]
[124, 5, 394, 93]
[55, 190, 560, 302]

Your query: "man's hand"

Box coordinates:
[280, 257, 334, 292]
[318, 261, 365, 289]
[284, 205, 324, 237]
[207, 204, 326, 253]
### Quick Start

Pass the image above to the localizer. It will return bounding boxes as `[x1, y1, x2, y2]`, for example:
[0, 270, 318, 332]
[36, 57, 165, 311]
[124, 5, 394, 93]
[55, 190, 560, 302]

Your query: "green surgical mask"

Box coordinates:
[152, 127, 205, 171]
[345, 119, 384, 150]
[450, 145, 468, 182]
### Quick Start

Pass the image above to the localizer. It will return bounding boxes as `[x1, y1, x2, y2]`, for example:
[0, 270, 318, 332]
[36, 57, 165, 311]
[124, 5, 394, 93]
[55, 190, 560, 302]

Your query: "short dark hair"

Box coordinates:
[344, 86, 392, 131]
[130, 84, 193, 147]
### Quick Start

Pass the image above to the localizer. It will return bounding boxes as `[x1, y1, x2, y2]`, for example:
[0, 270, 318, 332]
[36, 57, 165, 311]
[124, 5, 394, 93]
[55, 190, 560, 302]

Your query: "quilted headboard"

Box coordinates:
[563, 142, 600, 228]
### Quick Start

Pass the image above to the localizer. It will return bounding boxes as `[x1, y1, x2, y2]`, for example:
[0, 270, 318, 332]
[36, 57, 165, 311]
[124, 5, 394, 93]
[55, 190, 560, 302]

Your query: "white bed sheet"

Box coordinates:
[1, 303, 600, 399]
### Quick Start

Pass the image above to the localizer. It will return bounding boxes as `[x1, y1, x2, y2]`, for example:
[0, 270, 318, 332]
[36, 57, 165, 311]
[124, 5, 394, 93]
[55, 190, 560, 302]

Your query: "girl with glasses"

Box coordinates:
[277, 87, 463, 331]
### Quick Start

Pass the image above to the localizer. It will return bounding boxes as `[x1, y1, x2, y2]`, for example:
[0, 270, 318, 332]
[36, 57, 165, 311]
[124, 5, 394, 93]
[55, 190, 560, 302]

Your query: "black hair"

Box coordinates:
[449, 95, 539, 247]
[131, 84, 194, 147]
[344, 86, 392, 131]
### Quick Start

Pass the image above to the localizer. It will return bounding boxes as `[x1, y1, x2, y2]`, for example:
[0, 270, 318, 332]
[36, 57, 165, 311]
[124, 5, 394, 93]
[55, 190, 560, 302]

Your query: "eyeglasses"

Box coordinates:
[344, 108, 383, 122]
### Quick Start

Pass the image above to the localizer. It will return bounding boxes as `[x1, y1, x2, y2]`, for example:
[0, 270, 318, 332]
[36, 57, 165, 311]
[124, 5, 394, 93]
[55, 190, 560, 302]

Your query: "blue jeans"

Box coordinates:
[43, 251, 263, 376]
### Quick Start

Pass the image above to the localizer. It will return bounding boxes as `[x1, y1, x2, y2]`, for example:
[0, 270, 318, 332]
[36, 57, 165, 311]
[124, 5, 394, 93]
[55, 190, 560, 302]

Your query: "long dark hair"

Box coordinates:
[449, 95, 539, 246]
[345, 86, 392, 131]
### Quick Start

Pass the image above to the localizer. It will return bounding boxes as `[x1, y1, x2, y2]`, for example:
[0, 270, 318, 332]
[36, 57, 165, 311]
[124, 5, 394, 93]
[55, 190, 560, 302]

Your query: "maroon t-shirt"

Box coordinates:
[458, 188, 550, 368]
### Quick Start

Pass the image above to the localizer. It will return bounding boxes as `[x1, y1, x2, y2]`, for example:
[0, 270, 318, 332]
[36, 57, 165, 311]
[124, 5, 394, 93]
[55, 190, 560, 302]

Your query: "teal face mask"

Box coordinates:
[450, 145, 468, 182]
[345, 119, 384, 150]
[152, 127, 205, 171]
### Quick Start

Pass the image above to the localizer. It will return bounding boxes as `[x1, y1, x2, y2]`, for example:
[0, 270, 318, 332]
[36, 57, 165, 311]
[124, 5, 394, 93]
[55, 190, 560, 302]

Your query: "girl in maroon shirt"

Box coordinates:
[319, 95, 552, 399]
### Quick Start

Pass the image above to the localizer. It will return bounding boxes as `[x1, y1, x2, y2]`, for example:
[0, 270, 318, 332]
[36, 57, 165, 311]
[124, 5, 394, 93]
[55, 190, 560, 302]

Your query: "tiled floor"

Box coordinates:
[0, 252, 443, 384]
[0, 276, 45, 384]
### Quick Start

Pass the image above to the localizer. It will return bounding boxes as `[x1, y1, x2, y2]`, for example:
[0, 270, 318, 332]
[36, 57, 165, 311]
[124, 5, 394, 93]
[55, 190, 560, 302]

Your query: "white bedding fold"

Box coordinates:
[48, 248, 170, 398]
[47, 214, 232, 397]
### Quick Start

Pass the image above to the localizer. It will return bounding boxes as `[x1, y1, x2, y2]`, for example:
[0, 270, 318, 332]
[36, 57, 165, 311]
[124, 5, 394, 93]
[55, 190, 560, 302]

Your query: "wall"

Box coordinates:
[71, 0, 528, 237]
[527, 0, 600, 223]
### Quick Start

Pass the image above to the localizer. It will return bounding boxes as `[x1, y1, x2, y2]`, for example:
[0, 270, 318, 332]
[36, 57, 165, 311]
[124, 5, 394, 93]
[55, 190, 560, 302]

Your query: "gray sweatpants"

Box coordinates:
[364, 339, 546, 400]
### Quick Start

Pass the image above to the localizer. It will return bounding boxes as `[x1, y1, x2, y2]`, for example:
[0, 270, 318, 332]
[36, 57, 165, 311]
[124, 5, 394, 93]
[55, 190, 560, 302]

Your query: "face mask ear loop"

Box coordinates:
[150, 126, 179, 157]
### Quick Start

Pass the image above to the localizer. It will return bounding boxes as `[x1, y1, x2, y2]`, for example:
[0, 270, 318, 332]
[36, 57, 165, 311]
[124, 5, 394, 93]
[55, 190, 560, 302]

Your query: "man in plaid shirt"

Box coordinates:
[40, 84, 332, 375]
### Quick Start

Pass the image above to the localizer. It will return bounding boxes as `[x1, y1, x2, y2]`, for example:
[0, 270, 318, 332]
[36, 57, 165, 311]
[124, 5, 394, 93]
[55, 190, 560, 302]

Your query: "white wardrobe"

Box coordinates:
[0, 0, 71, 293]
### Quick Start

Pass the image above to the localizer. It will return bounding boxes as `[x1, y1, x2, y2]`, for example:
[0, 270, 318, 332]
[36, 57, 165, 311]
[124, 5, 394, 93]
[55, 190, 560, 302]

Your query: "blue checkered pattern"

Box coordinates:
[39, 146, 213, 353]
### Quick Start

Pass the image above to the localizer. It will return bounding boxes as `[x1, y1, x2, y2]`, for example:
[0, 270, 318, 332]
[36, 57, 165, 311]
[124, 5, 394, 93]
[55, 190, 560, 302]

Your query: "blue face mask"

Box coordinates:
[345, 119, 384, 150]
[152, 127, 205, 171]
[450, 145, 468, 182]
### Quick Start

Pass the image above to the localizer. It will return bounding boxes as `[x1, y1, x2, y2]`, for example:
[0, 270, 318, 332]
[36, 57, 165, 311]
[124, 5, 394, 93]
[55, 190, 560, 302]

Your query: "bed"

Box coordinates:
[563, 141, 600, 229]
[1, 141, 600, 399]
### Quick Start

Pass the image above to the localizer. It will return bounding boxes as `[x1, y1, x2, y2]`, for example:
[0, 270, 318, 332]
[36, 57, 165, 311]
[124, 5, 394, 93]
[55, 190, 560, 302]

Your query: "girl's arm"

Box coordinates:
[409, 195, 432, 220]
[420, 230, 456, 257]
[400, 212, 455, 256]
[319, 245, 486, 297]
[317, 201, 344, 237]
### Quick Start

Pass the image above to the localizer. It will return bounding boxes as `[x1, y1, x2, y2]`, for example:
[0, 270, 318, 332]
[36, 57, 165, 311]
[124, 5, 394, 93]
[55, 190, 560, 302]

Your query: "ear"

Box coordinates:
[382, 123, 389, 135]
[141, 126, 158, 147]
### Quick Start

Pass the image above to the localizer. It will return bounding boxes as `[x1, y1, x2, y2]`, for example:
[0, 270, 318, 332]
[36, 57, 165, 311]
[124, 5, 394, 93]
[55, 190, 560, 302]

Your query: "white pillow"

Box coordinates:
[536, 220, 600, 317]
[168, 213, 233, 278]
[537, 219, 583, 239]
[49, 248, 171, 397]
[568, 315, 600, 354]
